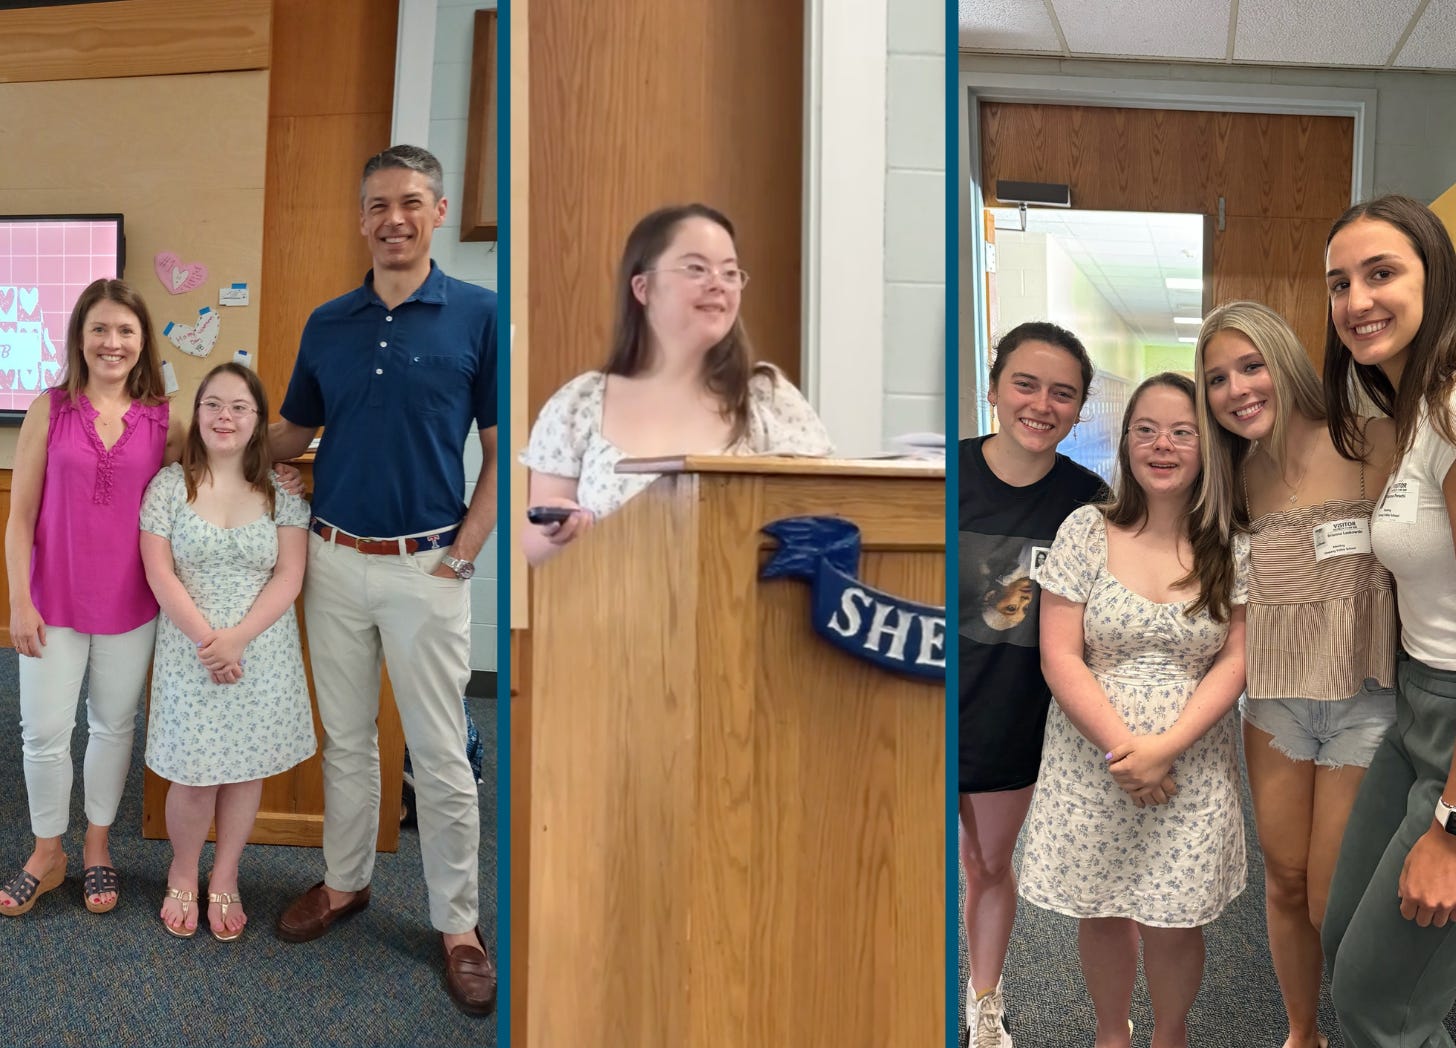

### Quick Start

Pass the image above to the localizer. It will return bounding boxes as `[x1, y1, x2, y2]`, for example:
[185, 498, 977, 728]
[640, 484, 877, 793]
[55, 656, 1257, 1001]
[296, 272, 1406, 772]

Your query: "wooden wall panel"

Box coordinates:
[979, 101, 1353, 368]
[255, 0, 398, 417]
[0, 70, 270, 468]
[527, 1, 804, 422]
[266, 0, 397, 117]
[0, 0, 270, 84]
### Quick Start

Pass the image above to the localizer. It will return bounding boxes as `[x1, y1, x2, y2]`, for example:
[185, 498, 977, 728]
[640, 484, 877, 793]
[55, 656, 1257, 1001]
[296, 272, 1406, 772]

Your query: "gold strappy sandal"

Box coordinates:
[162, 886, 197, 938]
[208, 890, 244, 942]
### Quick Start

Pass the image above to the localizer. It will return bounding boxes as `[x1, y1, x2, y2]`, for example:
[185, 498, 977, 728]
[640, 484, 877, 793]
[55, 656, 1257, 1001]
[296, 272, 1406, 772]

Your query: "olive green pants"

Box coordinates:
[1323, 652, 1456, 1047]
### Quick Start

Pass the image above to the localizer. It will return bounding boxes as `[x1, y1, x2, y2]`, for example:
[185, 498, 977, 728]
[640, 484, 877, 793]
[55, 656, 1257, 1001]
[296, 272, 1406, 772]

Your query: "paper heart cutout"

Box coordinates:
[0, 287, 13, 316]
[154, 252, 208, 296]
[18, 287, 39, 317]
[164, 307, 220, 358]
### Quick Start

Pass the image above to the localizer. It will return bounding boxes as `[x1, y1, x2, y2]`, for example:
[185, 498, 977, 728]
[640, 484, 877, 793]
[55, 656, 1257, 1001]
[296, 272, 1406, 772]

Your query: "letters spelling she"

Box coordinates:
[825, 585, 946, 668]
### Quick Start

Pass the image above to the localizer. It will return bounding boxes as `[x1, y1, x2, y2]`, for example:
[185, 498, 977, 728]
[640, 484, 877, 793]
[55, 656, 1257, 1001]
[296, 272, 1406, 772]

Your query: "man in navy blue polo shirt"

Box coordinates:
[267, 144, 496, 1017]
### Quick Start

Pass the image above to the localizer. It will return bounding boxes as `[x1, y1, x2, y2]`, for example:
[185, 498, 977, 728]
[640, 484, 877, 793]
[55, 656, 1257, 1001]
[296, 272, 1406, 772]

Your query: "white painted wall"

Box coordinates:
[395, 0, 500, 674]
[433, 0, 500, 675]
[883, 0, 946, 445]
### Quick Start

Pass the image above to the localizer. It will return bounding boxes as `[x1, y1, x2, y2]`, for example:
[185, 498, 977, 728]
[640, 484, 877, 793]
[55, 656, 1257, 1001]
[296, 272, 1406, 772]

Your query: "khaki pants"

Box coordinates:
[303, 531, 479, 933]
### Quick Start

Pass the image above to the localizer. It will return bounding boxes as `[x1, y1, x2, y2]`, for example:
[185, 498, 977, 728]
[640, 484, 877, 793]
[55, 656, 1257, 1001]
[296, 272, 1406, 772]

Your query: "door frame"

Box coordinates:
[958, 64, 1377, 437]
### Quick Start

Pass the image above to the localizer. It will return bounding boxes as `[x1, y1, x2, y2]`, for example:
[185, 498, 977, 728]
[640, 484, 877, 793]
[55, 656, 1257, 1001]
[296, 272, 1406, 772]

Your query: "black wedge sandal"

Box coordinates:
[82, 864, 120, 914]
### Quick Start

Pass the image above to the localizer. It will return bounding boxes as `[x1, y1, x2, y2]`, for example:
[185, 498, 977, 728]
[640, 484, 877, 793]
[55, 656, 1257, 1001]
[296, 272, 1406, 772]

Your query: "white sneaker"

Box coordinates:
[967, 978, 1013, 1048]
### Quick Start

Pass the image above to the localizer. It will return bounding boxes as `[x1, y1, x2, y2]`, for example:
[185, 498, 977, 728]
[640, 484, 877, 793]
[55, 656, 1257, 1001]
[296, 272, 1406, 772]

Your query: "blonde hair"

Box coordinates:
[1193, 301, 1324, 530]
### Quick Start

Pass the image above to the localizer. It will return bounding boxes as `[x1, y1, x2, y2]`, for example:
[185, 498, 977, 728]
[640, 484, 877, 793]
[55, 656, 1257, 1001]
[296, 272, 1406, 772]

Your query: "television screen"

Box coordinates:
[0, 214, 126, 419]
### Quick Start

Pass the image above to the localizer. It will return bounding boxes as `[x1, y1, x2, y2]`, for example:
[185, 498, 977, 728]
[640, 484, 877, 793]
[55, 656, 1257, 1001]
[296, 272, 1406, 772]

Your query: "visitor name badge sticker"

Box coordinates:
[759, 516, 945, 681]
[1374, 480, 1418, 525]
[1312, 518, 1372, 561]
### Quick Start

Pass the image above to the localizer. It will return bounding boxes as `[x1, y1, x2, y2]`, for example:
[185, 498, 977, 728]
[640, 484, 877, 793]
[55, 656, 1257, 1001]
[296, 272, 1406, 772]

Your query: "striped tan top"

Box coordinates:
[1244, 497, 1396, 700]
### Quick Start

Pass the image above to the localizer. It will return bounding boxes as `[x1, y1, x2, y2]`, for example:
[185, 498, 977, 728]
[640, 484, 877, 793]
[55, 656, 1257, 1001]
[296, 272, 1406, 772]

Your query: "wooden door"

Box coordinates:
[978, 102, 1354, 370]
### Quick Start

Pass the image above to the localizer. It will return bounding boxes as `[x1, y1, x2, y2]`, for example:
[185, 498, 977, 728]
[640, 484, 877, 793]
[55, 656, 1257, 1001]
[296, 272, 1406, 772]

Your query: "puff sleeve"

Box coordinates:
[746, 366, 834, 456]
[519, 372, 604, 478]
[1038, 504, 1103, 605]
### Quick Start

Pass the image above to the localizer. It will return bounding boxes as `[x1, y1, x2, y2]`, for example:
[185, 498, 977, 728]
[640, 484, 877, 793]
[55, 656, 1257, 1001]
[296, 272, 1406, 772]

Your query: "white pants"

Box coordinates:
[17, 620, 156, 838]
[303, 532, 480, 933]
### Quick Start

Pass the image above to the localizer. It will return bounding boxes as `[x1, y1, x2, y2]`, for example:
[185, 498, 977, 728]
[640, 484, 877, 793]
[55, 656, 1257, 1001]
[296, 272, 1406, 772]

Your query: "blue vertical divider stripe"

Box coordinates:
[944, 1, 961, 1043]
[495, 0, 512, 1041]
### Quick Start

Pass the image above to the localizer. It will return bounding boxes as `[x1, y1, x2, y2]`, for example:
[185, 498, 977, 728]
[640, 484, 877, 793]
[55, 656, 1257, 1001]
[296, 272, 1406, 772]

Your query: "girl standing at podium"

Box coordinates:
[1194, 301, 1396, 1048]
[1019, 372, 1248, 1048]
[960, 321, 1105, 1048]
[520, 203, 831, 565]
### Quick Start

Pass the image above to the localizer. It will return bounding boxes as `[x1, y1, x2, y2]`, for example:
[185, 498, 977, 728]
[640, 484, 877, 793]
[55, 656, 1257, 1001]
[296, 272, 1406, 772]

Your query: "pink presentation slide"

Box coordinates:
[0, 217, 122, 415]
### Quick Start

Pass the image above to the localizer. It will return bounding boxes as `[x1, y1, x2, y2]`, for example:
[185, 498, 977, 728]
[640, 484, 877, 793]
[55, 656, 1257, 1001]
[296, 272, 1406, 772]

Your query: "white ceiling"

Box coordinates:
[990, 208, 1205, 348]
[959, 0, 1456, 71]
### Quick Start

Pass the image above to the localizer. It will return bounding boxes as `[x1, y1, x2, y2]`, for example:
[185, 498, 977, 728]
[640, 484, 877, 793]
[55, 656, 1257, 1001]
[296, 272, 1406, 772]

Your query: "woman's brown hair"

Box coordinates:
[1102, 371, 1238, 623]
[181, 363, 276, 516]
[604, 203, 773, 444]
[57, 279, 166, 405]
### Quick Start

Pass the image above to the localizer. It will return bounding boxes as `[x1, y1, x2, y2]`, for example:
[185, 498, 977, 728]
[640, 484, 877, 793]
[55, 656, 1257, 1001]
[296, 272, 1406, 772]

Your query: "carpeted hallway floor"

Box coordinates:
[958, 751, 1456, 1046]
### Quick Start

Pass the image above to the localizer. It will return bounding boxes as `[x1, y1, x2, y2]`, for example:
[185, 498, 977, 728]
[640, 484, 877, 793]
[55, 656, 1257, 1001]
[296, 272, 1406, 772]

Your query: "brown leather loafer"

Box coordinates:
[275, 881, 371, 943]
[443, 927, 497, 1017]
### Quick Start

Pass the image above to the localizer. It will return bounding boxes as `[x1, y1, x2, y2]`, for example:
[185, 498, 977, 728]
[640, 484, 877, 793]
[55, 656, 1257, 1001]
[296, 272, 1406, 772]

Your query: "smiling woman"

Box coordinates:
[518, 202, 834, 566]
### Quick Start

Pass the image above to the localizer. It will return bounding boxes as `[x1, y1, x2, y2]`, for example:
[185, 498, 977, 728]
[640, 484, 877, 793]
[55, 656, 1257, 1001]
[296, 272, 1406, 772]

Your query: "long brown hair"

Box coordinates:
[181, 363, 276, 516]
[57, 279, 166, 405]
[603, 203, 773, 443]
[1323, 195, 1456, 459]
[1103, 372, 1237, 622]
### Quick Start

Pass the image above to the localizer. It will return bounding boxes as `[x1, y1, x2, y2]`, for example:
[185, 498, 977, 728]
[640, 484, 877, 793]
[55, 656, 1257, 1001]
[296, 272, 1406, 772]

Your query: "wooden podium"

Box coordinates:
[525, 456, 945, 1047]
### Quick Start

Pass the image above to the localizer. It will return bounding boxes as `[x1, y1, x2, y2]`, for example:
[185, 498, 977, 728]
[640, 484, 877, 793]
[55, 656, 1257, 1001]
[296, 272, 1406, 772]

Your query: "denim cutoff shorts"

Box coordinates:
[1240, 683, 1396, 768]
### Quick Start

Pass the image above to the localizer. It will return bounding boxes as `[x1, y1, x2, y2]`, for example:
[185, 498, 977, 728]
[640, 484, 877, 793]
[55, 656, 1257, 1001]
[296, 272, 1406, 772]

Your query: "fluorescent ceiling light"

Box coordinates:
[1173, 316, 1202, 325]
[1166, 277, 1203, 291]
[1178, 337, 1197, 344]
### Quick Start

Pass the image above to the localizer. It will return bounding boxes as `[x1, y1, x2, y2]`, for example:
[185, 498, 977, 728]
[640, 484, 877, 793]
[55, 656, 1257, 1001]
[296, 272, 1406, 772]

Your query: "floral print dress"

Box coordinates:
[1017, 504, 1249, 928]
[519, 366, 834, 518]
[140, 464, 317, 787]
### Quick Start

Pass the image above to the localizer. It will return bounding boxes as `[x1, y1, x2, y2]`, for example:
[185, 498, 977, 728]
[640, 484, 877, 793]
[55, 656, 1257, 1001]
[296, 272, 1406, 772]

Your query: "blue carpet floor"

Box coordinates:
[0, 649, 497, 1048]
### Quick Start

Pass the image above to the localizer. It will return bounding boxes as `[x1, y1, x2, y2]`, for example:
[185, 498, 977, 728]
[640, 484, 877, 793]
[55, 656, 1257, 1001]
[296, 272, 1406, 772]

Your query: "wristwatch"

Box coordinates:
[1436, 796, 1456, 835]
[441, 554, 475, 580]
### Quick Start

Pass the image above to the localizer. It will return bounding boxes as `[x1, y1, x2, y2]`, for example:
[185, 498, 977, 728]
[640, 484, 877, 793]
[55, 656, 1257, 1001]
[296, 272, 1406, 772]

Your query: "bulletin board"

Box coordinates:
[0, 69, 269, 466]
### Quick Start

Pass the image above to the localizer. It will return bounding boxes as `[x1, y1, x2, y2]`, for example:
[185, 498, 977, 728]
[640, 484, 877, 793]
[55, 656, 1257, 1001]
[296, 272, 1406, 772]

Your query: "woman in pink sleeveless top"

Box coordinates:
[1, 279, 180, 916]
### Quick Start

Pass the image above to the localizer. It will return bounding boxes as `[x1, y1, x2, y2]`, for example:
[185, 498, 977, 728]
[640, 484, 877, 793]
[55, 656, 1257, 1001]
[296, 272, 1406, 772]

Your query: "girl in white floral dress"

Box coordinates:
[1020, 372, 1249, 1048]
[520, 203, 832, 564]
[140, 362, 315, 941]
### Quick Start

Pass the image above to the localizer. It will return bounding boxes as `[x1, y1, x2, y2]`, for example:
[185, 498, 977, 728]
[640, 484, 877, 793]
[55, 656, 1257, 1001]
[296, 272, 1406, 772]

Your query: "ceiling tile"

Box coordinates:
[958, 0, 1063, 52]
[1052, 0, 1231, 61]
[1395, 0, 1456, 70]
[1234, 0, 1423, 66]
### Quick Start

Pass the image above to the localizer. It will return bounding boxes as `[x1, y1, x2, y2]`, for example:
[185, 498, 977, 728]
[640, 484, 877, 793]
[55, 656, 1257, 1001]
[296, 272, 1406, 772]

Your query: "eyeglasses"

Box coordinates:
[1127, 423, 1199, 448]
[644, 262, 750, 290]
[199, 399, 257, 418]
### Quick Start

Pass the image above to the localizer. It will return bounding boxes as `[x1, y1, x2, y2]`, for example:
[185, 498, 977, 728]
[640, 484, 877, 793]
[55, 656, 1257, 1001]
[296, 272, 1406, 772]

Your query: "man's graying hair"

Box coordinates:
[360, 145, 444, 203]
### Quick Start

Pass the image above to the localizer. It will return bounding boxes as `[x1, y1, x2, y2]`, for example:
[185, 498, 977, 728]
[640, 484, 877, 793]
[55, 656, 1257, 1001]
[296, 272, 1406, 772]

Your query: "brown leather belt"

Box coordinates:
[310, 519, 459, 555]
